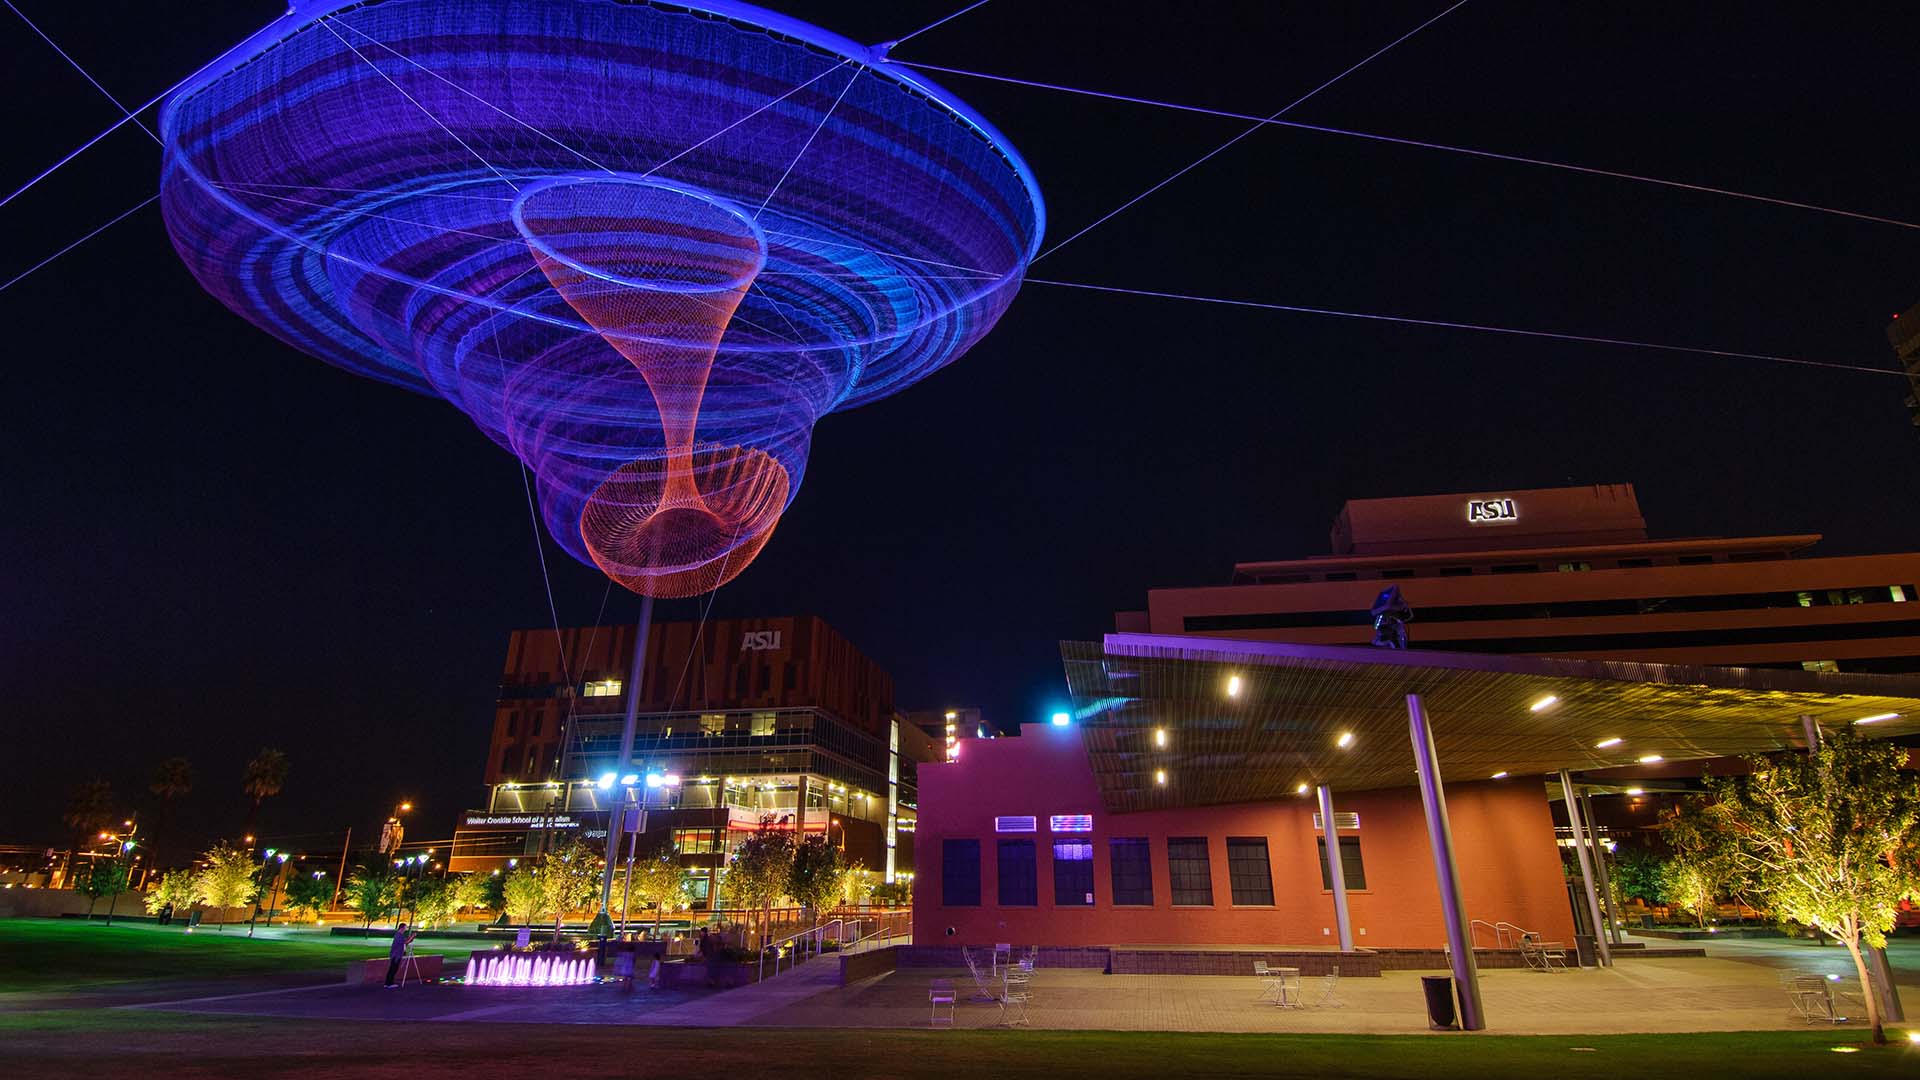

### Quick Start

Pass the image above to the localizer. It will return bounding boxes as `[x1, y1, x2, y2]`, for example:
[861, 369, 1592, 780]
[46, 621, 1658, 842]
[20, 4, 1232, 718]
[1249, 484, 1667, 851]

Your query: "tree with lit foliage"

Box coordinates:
[404, 876, 459, 929]
[1654, 800, 1740, 928]
[450, 872, 489, 914]
[192, 846, 260, 930]
[627, 842, 692, 935]
[144, 869, 197, 918]
[837, 862, 876, 910]
[345, 861, 400, 936]
[534, 838, 603, 943]
[502, 864, 545, 928]
[787, 836, 844, 926]
[282, 872, 332, 923]
[78, 860, 129, 921]
[1709, 728, 1920, 1046]
[727, 817, 796, 949]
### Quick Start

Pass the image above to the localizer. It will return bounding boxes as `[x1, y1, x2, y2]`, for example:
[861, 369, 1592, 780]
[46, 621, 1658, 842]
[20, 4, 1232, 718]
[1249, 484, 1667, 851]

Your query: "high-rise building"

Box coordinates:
[1889, 300, 1920, 436]
[451, 616, 939, 894]
[1118, 483, 1920, 673]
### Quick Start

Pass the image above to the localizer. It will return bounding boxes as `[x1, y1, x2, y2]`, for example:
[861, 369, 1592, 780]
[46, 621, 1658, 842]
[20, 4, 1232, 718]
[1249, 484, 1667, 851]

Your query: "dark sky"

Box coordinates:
[3, 1, 1916, 859]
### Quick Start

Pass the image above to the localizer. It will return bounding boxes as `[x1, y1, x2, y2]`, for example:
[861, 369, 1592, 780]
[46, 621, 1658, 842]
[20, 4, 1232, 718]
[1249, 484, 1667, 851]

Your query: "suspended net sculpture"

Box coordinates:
[159, 0, 1043, 597]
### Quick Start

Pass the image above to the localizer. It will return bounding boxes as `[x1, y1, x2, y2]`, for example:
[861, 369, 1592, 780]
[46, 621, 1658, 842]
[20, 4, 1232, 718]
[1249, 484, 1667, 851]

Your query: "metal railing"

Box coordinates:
[759, 918, 850, 982]
[1470, 919, 1533, 949]
[755, 910, 913, 980]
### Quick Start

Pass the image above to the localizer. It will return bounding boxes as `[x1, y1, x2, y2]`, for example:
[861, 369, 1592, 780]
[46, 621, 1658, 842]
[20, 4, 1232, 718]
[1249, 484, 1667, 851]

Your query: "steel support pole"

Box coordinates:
[1580, 791, 1621, 946]
[1407, 694, 1485, 1030]
[599, 594, 654, 914]
[1558, 772, 1612, 967]
[1316, 785, 1354, 952]
[1800, 714, 1822, 751]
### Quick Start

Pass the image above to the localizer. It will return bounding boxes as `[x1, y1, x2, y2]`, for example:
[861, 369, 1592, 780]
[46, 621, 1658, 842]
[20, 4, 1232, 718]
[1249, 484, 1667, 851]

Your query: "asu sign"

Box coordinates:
[741, 629, 785, 651]
[1466, 497, 1519, 524]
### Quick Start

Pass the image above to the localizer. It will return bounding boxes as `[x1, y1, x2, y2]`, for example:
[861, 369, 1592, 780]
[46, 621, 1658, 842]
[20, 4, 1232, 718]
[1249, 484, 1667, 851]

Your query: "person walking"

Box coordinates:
[384, 922, 416, 988]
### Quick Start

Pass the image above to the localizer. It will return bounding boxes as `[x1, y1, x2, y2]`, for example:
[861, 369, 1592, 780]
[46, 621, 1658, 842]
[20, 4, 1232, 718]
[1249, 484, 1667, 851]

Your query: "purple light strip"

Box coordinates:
[1033, 0, 1471, 263]
[893, 60, 1920, 234]
[1027, 277, 1903, 377]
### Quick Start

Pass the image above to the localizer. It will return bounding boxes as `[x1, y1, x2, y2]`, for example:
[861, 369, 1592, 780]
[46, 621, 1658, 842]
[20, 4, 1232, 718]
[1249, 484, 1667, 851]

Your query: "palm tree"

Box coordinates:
[147, 757, 195, 870]
[240, 748, 289, 838]
[60, 778, 115, 889]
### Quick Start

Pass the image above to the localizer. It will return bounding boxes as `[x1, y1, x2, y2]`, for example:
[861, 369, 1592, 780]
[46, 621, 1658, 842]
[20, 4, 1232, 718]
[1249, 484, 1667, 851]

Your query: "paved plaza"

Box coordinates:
[96, 934, 1916, 1036]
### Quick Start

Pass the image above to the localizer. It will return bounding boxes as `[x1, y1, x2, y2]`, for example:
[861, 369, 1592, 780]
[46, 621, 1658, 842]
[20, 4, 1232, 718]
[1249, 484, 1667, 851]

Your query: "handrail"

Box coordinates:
[1470, 919, 1535, 949]
[758, 918, 850, 982]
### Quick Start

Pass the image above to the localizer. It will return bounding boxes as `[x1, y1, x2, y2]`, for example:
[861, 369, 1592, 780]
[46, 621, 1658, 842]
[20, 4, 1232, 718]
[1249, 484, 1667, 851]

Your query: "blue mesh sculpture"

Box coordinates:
[160, 0, 1043, 596]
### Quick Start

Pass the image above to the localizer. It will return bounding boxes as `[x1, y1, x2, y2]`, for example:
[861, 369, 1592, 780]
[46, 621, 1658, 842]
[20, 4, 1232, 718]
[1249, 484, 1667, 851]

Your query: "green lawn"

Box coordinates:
[0, 919, 389, 991]
[0, 1012, 1914, 1079]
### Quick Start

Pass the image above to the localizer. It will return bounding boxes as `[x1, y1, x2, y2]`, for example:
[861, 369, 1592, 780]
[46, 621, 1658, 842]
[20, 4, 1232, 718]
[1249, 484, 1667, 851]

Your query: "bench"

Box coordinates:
[346, 954, 443, 986]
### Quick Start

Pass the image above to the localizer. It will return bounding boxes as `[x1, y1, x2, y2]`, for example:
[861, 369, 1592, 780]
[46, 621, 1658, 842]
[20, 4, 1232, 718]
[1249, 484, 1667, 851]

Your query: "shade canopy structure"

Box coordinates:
[159, 0, 1043, 597]
[1062, 633, 1920, 813]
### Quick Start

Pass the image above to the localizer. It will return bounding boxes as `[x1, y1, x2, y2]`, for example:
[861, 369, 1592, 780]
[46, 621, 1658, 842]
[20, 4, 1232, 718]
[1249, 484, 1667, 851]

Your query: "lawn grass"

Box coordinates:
[0, 1011, 1914, 1079]
[0, 919, 389, 991]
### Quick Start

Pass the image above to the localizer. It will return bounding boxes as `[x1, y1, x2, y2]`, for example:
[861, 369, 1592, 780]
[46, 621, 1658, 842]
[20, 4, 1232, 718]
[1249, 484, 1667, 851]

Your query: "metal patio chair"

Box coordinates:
[962, 947, 1000, 1002]
[1314, 965, 1346, 1008]
[929, 978, 956, 1026]
[997, 983, 1032, 1027]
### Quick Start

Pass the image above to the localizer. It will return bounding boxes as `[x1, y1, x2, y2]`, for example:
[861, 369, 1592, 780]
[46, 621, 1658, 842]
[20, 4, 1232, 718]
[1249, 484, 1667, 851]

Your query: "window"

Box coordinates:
[1322, 571, 1357, 582]
[756, 665, 771, 693]
[1677, 554, 1714, 566]
[1491, 563, 1540, 574]
[500, 747, 518, 774]
[1167, 837, 1213, 905]
[506, 712, 518, 736]
[941, 839, 980, 906]
[672, 828, 720, 855]
[1556, 562, 1592, 573]
[1052, 840, 1094, 906]
[1439, 566, 1474, 577]
[998, 839, 1037, 906]
[1380, 568, 1415, 579]
[531, 713, 544, 736]
[1109, 838, 1153, 905]
[582, 678, 622, 697]
[750, 713, 777, 737]
[1226, 837, 1274, 905]
[1617, 557, 1654, 569]
[699, 713, 726, 735]
[1316, 836, 1368, 890]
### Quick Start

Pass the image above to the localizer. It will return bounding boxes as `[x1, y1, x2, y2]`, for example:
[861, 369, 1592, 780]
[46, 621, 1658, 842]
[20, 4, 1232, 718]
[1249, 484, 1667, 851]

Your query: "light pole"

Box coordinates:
[248, 849, 287, 937]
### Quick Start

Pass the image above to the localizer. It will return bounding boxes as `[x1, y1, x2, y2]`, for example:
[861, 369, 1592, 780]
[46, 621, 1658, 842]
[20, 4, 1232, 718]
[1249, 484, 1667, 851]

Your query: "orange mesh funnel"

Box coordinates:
[512, 174, 786, 597]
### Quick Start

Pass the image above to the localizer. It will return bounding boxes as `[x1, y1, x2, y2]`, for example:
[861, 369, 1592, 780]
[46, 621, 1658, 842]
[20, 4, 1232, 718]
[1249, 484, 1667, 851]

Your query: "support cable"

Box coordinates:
[1033, 0, 1470, 263]
[1025, 277, 1904, 377]
[4, 0, 160, 143]
[892, 60, 1920, 234]
[887, 0, 994, 50]
[0, 193, 158, 294]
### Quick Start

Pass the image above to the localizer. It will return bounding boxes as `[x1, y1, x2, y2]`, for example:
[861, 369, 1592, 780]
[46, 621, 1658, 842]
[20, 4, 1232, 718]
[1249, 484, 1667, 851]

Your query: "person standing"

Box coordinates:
[384, 922, 415, 988]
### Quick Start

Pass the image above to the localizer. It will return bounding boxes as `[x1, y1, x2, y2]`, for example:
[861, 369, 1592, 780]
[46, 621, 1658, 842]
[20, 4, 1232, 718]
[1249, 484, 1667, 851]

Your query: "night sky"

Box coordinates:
[3, 1, 1916, 860]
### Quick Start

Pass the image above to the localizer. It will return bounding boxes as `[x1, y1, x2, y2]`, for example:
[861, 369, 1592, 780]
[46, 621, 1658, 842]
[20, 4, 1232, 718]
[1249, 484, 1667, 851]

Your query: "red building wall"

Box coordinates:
[913, 725, 1576, 949]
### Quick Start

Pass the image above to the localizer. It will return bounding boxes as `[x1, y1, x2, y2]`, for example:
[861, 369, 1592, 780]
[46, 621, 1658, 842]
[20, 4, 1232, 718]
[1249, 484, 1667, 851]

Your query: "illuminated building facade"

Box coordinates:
[1120, 483, 1920, 673]
[451, 616, 939, 897]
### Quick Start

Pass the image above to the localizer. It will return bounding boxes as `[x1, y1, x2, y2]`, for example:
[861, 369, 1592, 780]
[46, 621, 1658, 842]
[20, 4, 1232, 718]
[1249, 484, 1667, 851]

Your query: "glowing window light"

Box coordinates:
[1529, 695, 1558, 712]
[1638, 754, 1663, 764]
[1049, 814, 1094, 833]
[1154, 728, 1167, 748]
[1226, 675, 1243, 698]
[1595, 737, 1623, 749]
[1050, 712, 1072, 727]
[1490, 771, 1509, 779]
[1855, 713, 1898, 724]
[994, 816, 1036, 834]
[1335, 731, 1354, 749]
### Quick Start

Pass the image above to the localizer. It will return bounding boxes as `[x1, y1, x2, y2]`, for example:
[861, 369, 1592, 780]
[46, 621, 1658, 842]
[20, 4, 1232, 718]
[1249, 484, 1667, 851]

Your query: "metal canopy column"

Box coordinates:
[1579, 790, 1622, 946]
[1407, 693, 1485, 1030]
[598, 594, 654, 915]
[1316, 785, 1354, 952]
[1558, 771, 1612, 967]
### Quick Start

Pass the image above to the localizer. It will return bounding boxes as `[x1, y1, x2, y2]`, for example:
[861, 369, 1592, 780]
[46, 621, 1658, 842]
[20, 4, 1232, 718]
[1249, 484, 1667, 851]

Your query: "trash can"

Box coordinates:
[1574, 933, 1597, 968]
[1421, 975, 1458, 1030]
[1640, 914, 1655, 930]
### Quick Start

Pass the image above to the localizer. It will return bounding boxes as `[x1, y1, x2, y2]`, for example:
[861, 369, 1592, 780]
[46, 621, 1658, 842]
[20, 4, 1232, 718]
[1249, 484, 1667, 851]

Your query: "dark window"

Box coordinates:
[1109, 838, 1153, 905]
[1316, 836, 1368, 890]
[1616, 558, 1654, 569]
[1322, 571, 1358, 582]
[500, 747, 517, 774]
[1226, 837, 1274, 905]
[1490, 563, 1540, 574]
[1167, 837, 1213, 905]
[783, 663, 796, 690]
[941, 839, 980, 906]
[531, 713, 544, 736]
[1439, 566, 1474, 577]
[997, 839, 1037, 906]
[1261, 573, 1310, 584]
[506, 712, 518, 736]
[1677, 555, 1715, 565]
[1380, 568, 1415, 579]
[1052, 840, 1095, 906]
[757, 664, 771, 693]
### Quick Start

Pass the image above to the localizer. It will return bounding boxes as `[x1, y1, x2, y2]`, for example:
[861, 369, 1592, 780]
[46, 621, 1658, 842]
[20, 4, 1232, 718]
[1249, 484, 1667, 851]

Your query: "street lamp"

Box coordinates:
[249, 850, 288, 936]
